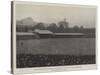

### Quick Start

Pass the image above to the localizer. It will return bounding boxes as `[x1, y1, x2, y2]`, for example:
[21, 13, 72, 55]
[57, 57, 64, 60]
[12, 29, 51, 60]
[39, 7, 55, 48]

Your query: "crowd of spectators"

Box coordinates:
[17, 54, 95, 68]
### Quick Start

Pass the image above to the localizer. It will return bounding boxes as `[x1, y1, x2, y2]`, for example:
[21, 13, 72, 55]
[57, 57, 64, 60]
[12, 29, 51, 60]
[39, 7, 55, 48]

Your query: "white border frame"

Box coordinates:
[11, 1, 97, 74]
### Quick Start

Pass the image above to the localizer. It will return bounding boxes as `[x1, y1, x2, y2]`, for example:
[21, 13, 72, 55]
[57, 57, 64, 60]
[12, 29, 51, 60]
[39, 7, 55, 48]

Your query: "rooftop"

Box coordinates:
[34, 29, 53, 34]
[16, 32, 35, 36]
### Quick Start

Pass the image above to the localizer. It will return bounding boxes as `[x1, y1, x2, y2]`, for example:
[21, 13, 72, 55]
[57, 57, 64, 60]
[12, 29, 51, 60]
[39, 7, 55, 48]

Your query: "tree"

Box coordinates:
[47, 23, 58, 32]
[80, 26, 84, 29]
[34, 22, 45, 30]
[73, 25, 80, 33]
[58, 22, 65, 33]
[73, 25, 79, 29]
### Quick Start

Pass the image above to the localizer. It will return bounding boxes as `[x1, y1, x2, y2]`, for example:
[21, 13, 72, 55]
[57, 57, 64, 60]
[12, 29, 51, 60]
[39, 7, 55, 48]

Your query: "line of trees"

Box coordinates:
[16, 23, 95, 35]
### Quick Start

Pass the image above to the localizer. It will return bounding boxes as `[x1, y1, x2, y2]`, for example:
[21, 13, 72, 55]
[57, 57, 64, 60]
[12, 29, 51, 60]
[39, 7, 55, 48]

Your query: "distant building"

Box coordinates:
[34, 29, 53, 34]
[16, 32, 39, 40]
[34, 29, 54, 38]
[58, 18, 69, 28]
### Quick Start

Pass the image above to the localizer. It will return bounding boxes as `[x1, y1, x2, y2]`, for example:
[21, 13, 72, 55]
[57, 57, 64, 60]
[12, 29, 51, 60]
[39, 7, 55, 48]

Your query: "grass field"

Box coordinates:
[17, 38, 95, 55]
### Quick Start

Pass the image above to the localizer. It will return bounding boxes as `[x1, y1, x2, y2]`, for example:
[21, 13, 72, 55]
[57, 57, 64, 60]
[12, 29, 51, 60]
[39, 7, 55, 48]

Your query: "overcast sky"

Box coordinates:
[15, 4, 96, 28]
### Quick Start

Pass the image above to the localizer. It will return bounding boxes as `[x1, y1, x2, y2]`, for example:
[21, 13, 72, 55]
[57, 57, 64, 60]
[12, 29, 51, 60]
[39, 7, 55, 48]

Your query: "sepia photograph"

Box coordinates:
[11, 1, 97, 74]
[16, 2, 96, 68]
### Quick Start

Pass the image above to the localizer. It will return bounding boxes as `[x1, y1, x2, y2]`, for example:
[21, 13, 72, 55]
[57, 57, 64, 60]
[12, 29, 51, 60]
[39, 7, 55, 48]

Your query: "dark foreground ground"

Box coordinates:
[17, 54, 95, 68]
